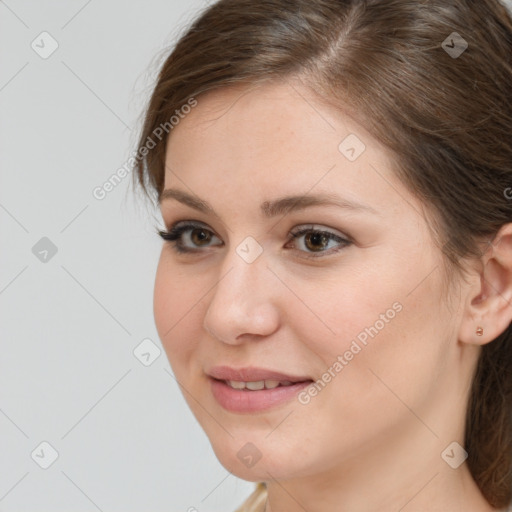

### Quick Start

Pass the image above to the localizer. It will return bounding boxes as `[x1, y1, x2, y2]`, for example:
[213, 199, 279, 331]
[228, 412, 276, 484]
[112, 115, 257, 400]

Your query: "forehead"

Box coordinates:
[163, 80, 411, 221]
[168, 80, 350, 151]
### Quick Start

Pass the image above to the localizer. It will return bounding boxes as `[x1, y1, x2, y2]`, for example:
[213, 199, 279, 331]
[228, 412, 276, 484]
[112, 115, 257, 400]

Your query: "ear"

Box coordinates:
[459, 223, 512, 346]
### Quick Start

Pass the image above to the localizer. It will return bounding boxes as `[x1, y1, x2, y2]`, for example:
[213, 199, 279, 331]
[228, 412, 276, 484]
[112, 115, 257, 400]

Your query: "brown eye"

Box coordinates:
[158, 222, 222, 252]
[190, 228, 213, 246]
[288, 225, 352, 258]
[304, 232, 330, 252]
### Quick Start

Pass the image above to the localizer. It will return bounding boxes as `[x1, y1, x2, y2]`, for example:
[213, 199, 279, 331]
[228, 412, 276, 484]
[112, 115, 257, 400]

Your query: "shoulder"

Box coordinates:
[233, 482, 267, 512]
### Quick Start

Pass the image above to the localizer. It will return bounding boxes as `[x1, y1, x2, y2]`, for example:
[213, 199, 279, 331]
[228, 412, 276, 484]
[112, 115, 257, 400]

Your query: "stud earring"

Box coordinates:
[476, 326, 484, 336]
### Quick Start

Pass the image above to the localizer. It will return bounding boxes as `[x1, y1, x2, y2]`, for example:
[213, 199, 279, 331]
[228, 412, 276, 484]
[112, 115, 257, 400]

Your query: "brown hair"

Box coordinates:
[133, 0, 512, 507]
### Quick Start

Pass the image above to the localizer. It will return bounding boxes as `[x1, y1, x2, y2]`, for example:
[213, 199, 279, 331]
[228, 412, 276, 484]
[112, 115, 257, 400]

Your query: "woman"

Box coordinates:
[133, 0, 512, 510]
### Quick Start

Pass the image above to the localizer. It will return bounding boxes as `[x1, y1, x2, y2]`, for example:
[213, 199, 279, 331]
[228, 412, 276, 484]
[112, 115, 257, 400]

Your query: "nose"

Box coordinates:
[202, 248, 281, 345]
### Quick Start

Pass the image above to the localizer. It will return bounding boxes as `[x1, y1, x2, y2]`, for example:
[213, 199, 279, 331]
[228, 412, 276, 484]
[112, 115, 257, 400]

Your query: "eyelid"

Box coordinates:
[164, 220, 349, 240]
[158, 219, 352, 257]
[285, 225, 352, 258]
[160, 220, 223, 249]
[289, 223, 351, 240]
[170, 219, 217, 233]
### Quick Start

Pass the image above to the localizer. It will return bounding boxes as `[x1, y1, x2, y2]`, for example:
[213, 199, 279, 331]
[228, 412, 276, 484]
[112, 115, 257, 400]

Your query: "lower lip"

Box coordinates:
[210, 378, 313, 413]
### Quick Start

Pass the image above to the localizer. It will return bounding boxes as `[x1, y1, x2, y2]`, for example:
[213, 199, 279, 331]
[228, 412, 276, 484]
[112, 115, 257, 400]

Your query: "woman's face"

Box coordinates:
[154, 80, 466, 482]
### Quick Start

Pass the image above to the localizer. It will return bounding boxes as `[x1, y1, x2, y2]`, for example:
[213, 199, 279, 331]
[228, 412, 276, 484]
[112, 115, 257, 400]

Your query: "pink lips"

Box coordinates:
[207, 366, 314, 413]
[208, 365, 312, 383]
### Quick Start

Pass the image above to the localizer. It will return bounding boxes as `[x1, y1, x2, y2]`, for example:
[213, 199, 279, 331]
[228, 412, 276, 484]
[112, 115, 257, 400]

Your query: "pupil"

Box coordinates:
[192, 229, 210, 245]
[306, 232, 328, 251]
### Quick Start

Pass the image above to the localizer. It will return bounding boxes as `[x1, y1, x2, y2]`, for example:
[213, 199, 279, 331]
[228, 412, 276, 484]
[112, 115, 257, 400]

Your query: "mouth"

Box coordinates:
[207, 366, 314, 413]
[207, 365, 313, 383]
[219, 378, 307, 390]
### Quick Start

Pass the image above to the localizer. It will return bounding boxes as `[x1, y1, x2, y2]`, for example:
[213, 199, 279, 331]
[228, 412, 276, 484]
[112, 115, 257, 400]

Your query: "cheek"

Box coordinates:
[153, 254, 203, 367]
[285, 263, 397, 361]
[306, 268, 448, 431]
[291, 254, 447, 400]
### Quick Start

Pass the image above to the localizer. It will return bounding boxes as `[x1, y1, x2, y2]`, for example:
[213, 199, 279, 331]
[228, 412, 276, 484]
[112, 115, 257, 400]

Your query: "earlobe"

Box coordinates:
[459, 224, 512, 347]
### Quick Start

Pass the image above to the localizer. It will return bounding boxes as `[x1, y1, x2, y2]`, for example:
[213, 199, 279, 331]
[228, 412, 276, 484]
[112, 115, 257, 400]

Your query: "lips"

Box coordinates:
[207, 365, 313, 384]
[206, 366, 315, 413]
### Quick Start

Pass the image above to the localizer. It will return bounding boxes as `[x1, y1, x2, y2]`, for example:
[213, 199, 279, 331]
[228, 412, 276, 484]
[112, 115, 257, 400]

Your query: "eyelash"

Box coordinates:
[157, 221, 352, 259]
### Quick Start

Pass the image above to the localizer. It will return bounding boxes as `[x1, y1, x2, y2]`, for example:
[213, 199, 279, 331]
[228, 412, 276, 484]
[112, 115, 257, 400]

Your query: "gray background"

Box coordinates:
[0, 1, 253, 511]
[1, 1, 511, 511]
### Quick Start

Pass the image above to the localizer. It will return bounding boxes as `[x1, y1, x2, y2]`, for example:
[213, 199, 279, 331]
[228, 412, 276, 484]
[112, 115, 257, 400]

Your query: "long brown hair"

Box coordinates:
[133, 0, 512, 507]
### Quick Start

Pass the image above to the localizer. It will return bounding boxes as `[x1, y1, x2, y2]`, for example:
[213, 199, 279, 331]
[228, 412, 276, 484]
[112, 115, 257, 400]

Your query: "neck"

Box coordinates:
[264, 459, 494, 512]
[263, 417, 496, 512]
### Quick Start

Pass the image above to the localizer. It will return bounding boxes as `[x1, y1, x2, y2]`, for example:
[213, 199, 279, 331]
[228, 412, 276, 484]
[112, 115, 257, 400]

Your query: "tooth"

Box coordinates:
[264, 380, 280, 389]
[226, 379, 297, 390]
[228, 380, 246, 389]
[245, 380, 265, 390]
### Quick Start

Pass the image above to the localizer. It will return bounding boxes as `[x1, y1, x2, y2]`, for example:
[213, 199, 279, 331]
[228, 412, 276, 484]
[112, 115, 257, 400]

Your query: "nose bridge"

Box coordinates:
[213, 243, 270, 311]
[215, 233, 270, 298]
[203, 240, 280, 343]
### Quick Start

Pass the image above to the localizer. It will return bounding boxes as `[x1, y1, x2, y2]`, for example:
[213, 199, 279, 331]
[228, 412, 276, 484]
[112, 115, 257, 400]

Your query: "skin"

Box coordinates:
[153, 78, 512, 512]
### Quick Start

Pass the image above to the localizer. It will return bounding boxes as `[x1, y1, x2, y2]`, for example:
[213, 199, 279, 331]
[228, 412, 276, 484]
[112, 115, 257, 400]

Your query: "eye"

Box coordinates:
[157, 221, 222, 253]
[286, 225, 352, 258]
[157, 221, 352, 259]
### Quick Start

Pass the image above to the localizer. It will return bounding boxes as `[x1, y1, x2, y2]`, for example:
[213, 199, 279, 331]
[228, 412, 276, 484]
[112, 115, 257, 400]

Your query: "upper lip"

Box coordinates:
[208, 366, 313, 383]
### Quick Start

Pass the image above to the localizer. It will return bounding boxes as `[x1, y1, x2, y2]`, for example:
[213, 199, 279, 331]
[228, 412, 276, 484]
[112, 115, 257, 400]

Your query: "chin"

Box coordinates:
[207, 432, 314, 482]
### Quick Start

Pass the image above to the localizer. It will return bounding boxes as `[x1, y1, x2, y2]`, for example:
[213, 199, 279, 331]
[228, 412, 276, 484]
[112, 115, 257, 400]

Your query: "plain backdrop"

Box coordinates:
[1, 1, 512, 512]
[0, 1, 254, 511]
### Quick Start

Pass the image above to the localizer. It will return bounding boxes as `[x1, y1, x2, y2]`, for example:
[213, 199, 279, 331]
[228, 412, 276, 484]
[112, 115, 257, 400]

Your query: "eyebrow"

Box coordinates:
[159, 188, 378, 217]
